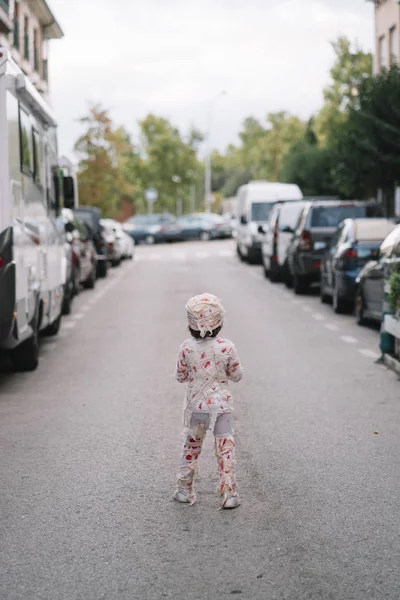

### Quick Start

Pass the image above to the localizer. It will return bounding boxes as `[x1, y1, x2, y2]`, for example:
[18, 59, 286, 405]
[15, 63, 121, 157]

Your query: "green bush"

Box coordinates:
[388, 271, 400, 316]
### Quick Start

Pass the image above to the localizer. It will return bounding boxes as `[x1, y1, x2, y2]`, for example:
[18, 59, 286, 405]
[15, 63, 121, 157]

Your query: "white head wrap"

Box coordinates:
[186, 293, 225, 338]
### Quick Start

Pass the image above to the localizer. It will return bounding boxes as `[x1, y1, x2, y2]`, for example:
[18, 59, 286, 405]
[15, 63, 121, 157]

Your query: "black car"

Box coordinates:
[354, 224, 400, 325]
[287, 200, 382, 294]
[320, 218, 396, 313]
[74, 206, 109, 277]
[123, 214, 182, 244]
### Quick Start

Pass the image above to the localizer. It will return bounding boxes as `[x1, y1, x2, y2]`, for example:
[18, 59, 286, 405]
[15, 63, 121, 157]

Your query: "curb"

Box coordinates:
[383, 353, 400, 377]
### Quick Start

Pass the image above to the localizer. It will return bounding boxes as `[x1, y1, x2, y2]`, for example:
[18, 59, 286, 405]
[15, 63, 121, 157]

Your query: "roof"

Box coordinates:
[27, 0, 64, 39]
[353, 219, 397, 241]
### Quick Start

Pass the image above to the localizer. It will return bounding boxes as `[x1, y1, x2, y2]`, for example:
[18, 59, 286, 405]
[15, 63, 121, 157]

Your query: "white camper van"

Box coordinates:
[0, 49, 75, 371]
[236, 181, 303, 263]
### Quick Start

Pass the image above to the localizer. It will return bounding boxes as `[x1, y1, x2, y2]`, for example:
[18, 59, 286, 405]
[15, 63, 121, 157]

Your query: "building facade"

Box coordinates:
[0, 0, 63, 97]
[372, 0, 400, 73]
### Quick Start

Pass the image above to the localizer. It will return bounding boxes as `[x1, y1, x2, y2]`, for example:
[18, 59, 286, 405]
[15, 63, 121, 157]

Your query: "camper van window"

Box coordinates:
[32, 129, 42, 185]
[251, 202, 272, 222]
[19, 106, 32, 174]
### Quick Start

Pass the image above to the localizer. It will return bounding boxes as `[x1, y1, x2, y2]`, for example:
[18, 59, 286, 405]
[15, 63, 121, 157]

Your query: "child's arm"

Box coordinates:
[175, 345, 189, 383]
[226, 343, 244, 383]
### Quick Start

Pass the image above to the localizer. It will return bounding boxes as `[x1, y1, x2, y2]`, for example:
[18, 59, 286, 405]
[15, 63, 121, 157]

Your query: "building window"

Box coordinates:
[42, 58, 48, 83]
[13, 2, 19, 49]
[33, 29, 39, 72]
[24, 15, 29, 61]
[390, 26, 398, 65]
[19, 106, 32, 174]
[0, 0, 10, 14]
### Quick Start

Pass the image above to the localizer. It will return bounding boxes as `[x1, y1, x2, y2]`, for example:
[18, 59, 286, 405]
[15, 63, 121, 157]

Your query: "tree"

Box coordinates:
[74, 104, 136, 217]
[315, 37, 373, 144]
[332, 66, 400, 207]
[136, 114, 202, 214]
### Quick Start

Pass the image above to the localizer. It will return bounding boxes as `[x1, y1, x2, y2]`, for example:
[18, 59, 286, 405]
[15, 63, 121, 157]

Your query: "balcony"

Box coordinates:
[0, 0, 12, 34]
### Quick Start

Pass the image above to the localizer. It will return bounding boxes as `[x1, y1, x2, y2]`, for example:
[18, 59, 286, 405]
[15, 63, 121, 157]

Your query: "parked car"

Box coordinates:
[192, 213, 232, 239]
[100, 221, 123, 267]
[286, 200, 383, 294]
[320, 218, 396, 313]
[235, 181, 303, 263]
[354, 224, 400, 325]
[101, 219, 134, 261]
[261, 201, 306, 283]
[123, 214, 182, 244]
[177, 214, 223, 241]
[74, 207, 109, 277]
[62, 209, 97, 292]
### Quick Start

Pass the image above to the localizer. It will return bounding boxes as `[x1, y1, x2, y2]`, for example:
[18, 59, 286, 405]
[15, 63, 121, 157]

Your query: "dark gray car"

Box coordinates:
[287, 200, 383, 294]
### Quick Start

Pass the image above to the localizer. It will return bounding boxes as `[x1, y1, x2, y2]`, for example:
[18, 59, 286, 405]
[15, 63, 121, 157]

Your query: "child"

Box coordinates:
[174, 293, 243, 509]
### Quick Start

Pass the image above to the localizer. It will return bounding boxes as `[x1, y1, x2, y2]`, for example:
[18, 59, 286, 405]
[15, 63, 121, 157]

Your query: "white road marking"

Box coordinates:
[312, 314, 325, 321]
[340, 335, 358, 344]
[302, 306, 311, 312]
[42, 342, 57, 353]
[172, 252, 187, 260]
[195, 251, 209, 259]
[63, 321, 77, 329]
[248, 270, 264, 280]
[218, 250, 234, 257]
[148, 253, 162, 261]
[325, 324, 339, 331]
[72, 313, 85, 320]
[359, 348, 380, 359]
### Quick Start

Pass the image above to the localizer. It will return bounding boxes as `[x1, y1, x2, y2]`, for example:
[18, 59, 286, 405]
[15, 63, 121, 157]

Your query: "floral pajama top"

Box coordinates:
[175, 337, 243, 435]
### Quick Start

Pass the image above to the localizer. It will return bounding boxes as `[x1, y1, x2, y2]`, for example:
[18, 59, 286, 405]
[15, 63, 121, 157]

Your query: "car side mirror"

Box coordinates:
[63, 176, 76, 209]
[258, 225, 265, 234]
[280, 225, 294, 234]
[240, 215, 247, 225]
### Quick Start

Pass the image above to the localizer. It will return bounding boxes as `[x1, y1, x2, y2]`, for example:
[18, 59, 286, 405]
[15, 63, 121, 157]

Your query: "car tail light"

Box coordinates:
[345, 249, 357, 259]
[107, 242, 113, 249]
[0, 256, 4, 268]
[313, 260, 321, 269]
[272, 255, 278, 263]
[299, 230, 312, 251]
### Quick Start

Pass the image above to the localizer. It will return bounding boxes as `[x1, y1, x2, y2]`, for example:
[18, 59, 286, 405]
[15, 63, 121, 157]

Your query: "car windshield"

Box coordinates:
[75, 210, 96, 229]
[251, 203, 272, 222]
[311, 206, 367, 227]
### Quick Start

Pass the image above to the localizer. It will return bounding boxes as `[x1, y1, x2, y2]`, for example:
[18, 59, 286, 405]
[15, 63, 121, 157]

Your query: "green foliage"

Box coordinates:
[388, 271, 400, 315]
[280, 140, 337, 197]
[315, 37, 373, 144]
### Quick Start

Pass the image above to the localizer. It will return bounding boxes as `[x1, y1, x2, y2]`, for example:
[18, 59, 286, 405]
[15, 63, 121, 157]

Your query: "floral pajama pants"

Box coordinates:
[177, 412, 237, 504]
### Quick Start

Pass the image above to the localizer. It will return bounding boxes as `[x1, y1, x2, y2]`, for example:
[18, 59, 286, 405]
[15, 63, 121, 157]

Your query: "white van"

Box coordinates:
[0, 49, 76, 371]
[235, 181, 303, 263]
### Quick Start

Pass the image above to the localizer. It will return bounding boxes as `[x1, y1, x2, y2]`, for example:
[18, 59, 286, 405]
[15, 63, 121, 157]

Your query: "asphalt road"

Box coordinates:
[1, 240, 399, 600]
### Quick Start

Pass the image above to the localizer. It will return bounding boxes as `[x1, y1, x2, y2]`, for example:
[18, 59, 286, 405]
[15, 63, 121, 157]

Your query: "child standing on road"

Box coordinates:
[174, 293, 243, 509]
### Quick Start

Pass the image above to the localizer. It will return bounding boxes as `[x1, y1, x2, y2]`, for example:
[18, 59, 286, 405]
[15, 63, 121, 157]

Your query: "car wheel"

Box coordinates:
[333, 281, 347, 314]
[283, 262, 293, 288]
[83, 263, 96, 289]
[355, 289, 366, 326]
[111, 258, 121, 267]
[12, 314, 39, 372]
[62, 280, 74, 315]
[41, 312, 62, 337]
[200, 231, 211, 242]
[145, 235, 155, 245]
[73, 266, 81, 296]
[320, 276, 330, 304]
[97, 260, 108, 278]
[294, 274, 309, 295]
[269, 266, 280, 283]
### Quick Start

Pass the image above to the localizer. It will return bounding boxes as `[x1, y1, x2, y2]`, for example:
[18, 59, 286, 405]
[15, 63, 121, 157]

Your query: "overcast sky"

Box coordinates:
[49, 0, 375, 158]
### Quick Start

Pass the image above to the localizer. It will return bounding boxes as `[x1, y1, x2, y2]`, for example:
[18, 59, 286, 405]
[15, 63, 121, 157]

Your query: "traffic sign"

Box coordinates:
[145, 188, 158, 204]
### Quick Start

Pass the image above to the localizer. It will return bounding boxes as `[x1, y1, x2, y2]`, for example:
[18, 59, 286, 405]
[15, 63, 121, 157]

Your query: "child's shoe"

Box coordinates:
[221, 493, 240, 509]
[173, 489, 191, 504]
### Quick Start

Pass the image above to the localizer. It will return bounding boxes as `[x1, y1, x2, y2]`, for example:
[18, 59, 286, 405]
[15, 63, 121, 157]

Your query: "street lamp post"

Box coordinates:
[172, 175, 182, 217]
[204, 91, 226, 213]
